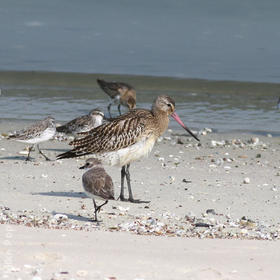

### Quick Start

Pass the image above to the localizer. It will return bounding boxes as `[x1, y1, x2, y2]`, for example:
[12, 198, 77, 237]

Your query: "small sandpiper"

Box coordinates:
[97, 78, 136, 117]
[57, 108, 105, 136]
[79, 158, 114, 222]
[8, 116, 56, 161]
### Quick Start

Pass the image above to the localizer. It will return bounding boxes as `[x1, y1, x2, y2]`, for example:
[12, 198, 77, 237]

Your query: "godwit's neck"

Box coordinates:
[152, 108, 169, 137]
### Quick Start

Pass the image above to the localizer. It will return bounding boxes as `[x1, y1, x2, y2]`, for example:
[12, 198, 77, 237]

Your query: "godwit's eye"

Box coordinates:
[167, 103, 172, 108]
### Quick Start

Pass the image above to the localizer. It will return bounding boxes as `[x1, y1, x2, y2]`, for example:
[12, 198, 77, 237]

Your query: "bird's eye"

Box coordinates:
[167, 103, 172, 107]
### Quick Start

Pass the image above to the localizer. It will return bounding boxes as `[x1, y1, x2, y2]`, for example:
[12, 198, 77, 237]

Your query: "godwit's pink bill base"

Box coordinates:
[171, 112, 200, 142]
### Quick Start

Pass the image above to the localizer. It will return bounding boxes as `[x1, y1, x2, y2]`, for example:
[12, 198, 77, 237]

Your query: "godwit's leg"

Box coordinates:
[107, 103, 112, 118]
[37, 144, 51, 161]
[120, 164, 150, 203]
[117, 104, 122, 116]
[125, 164, 135, 202]
[119, 165, 126, 201]
[26, 145, 34, 161]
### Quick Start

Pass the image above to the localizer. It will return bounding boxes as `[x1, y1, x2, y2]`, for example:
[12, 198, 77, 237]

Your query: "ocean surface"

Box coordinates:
[0, 72, 279, 135]
[0, 1, 279, 134]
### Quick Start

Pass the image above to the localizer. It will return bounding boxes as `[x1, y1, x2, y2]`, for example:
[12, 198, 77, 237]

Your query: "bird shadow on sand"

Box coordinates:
[51, 211, 93, 222]
[43, 148, 69, 153]
[0, 155, 29, 161]
[32, 191, 87, 198]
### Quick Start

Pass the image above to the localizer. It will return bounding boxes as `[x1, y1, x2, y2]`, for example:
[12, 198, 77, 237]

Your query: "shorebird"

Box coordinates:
[57, 95, 199, 202]
[8, 116, 56, 161]
[79, 158, 114, 222]
[57, 108, 105, 136]
[97, 78, 136, 117]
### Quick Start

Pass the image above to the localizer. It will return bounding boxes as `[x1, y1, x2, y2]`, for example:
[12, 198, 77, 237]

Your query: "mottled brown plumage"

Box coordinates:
[8, 116, 56, 161]
[56, 108, 104, 135]
[58, 95, 199, 202]
[97, 78, 136, 117]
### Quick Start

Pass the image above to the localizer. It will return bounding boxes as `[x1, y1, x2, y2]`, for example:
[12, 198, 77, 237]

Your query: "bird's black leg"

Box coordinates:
[119, 166, 126, 201]
[126, 164, 150, 204]
[92, 199, 99, 222]
[107, 103, 112, 118]
[26, 145, 34, 161]
[118, 104, 122, 116]
[125, 164, 135, 202]
[96, 200, 108, 213]
[37, 144, 51, 161]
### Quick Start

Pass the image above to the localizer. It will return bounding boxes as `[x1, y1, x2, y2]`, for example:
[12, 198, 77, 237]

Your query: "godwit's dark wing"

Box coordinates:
[57, 109, 152, 159]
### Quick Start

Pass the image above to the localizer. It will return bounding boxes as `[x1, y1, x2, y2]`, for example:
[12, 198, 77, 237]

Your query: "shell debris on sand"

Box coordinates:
[0, 132, 279, 241]
[1, 205, 279, 240]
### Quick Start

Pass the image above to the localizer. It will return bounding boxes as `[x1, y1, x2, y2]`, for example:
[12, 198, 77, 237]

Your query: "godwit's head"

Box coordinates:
[153, 95, 199, 142]
[79, 158, 102, 170]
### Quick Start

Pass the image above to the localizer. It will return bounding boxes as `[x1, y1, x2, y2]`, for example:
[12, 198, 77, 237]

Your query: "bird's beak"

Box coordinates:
[171, 112, 200, 142]
[79, 165, 85, 169]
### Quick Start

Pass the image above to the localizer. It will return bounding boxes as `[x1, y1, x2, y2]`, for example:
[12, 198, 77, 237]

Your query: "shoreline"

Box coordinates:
[1, 70, 280, 94]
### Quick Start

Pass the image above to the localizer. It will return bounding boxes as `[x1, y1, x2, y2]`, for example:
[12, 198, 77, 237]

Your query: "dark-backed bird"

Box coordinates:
[97, 78, 136, 117]
[57, 108, 104, 136]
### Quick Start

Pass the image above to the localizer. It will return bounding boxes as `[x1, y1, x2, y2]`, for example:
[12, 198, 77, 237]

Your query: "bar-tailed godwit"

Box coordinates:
[97, 79, 136, 117]
[57, 95, 199, 202]
[8, 116, 56, 161]
[79, 158, 114, 222]
[57, 108, 104, 136]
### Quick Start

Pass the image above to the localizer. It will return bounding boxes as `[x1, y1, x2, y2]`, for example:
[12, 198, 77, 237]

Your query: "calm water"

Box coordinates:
[0, 0, 280, 82]
[0, 72, 279, 135]
[0, 1, 280, 134]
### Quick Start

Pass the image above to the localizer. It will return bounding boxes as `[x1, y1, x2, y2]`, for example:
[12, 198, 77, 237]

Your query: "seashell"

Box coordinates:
[168, 176, 175, 183]
[243, 177, 250, 184]
[53, 214, 68, 221]
[118, 206, 129, 212]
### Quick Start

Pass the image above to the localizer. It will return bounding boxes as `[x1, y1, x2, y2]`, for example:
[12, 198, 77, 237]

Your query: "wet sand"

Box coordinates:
[0, 121, 280, 279]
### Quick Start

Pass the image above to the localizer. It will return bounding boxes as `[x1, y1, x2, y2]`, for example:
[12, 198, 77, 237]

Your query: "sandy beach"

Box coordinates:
[1, 121, 280, 279]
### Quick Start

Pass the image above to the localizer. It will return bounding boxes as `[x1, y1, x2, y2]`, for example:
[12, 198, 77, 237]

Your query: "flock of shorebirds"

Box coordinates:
[7, 79, 199, 221]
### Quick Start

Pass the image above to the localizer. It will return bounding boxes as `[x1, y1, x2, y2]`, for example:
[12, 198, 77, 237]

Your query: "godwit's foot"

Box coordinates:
[119, 197, 150, 204]
[128, 198, 151, 204]
[89, 218, 101, 225]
